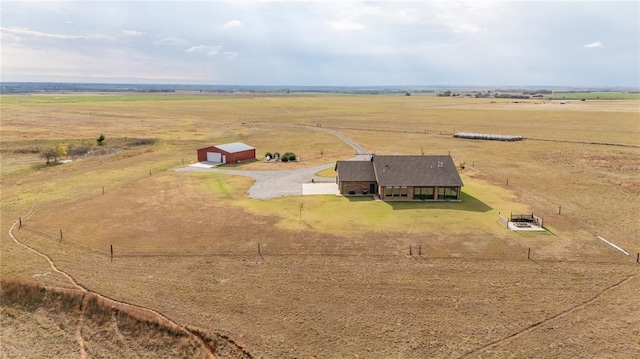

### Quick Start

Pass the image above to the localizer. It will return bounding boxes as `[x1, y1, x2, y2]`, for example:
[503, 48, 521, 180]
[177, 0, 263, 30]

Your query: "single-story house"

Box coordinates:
[196, 142, 256, 163]
[335, 155, 463, 201]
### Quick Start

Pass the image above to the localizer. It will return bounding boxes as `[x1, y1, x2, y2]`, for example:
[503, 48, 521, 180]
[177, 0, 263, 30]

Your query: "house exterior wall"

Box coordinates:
[197, 147, 256, 163]
[339, 181, 376, 195]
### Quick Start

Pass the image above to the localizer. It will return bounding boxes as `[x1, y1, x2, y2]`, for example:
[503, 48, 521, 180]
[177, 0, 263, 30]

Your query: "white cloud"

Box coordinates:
[154, 35, 188, 46]
[432, 8, 486, 34]
[1, 26, 146, 44]
[223, 51, 238, 59]
[2, 26, 87, 40]
[223, 20, 243, 29]
[330, 20, 364, 31]
[449, 22, 483, 34]
[186, 45, 221, 56]
[122, 30, 144, 37]
[584, 41, 603, 48]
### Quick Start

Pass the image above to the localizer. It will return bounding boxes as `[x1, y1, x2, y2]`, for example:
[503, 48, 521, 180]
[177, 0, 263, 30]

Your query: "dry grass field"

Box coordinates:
[1, 93, 639, 358]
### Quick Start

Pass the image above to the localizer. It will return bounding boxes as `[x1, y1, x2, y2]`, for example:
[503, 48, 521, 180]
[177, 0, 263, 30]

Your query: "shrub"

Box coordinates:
[282, 152, 296, 161]
[265, 152, 272, 159]
[67, 145, 91, 157]
[13, 147, 41, 154]
[273, 152, 280, 160]
[127, 138, 157, 146]
[281, 156, 289, 162]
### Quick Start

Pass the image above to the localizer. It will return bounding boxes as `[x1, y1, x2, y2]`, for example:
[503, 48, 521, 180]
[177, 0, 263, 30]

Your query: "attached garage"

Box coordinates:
[197, 142, 256, 164]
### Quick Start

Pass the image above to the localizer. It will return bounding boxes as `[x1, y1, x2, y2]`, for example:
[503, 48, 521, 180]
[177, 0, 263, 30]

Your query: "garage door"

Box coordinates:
[206, 152, 222, 162]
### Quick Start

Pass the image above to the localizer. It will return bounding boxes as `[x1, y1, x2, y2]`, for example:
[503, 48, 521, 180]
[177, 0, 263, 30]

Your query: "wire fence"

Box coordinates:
[15, 226, 637, 266]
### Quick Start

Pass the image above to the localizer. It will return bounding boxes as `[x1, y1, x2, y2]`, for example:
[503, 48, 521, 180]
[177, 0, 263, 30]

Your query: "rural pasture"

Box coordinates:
[1, 93, 639, 358]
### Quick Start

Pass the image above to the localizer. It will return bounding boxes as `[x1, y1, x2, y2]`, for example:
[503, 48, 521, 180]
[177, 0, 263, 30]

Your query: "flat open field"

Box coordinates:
[2, 93, 639, 357]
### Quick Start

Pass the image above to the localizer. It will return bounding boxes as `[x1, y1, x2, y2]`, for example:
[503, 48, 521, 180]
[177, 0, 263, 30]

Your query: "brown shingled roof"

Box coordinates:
[335, 161, 376, 182]
[372, 155, 464, 187]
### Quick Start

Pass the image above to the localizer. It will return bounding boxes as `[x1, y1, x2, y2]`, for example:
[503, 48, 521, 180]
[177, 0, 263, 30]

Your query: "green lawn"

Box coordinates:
[550, 92, 640, 100]
[236, 174, 529, 237]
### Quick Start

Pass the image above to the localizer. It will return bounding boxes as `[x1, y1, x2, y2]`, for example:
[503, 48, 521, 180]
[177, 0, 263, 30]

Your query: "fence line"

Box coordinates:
[15, 227, 634, 265]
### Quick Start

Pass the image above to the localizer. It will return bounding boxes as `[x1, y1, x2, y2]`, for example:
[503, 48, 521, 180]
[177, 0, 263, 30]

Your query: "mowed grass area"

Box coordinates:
[2, 93, 639, 357]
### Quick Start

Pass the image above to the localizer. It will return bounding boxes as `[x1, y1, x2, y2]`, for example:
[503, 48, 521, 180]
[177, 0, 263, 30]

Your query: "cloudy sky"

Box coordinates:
[1, 1, 638, 86]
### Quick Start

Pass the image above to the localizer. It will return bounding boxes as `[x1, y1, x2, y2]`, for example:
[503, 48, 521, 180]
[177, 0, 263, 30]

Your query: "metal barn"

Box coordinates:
[196, 142, 256, 164]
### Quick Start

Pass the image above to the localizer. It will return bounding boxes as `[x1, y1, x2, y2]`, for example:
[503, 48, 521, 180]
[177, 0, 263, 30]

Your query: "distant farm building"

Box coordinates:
[335, 155, 463, 201]
[454, 132, 523, 141]
[197, 142, 256, 163]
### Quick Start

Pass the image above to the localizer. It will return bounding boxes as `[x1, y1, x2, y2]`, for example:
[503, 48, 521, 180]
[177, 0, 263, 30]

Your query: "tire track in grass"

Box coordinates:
[459, 273, 639, 358]
[8, 213, 254, 359]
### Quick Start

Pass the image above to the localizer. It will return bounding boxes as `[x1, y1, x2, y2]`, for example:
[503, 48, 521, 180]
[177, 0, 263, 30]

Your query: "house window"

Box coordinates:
[387, 186, 408, 197]
[438, 187, 458, 200]
[413, 187, 435, 200]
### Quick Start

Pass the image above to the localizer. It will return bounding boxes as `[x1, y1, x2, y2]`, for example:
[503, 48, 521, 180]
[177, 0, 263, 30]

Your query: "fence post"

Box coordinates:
[60, 229, 63, 242]
[110, 244, 113, 262]
[419, 244, 422, 256]
[637, 252, 639, 264]
[527, 248, 531, 260]
[258, 243, 261, 256]
[409, 245, 412, 256]
[149, 169, 152, 177]
[558, 205, 562, 215]
[19, 217, 22, 228]
[506, 178, 509, 186]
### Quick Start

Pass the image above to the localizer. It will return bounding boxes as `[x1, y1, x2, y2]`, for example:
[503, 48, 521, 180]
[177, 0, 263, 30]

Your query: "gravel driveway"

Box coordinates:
[175, 163, 335, 199]
[176, 126, 367, 199]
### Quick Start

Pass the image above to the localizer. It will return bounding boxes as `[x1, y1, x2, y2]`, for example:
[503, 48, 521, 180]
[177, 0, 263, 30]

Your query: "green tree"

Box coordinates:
[41, 148, 57, 164]
[97, 134, 105, 146]
[55, 143, 68, 157]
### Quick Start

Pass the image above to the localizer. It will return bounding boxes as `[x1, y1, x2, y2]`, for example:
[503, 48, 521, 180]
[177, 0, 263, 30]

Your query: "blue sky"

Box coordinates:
[1, 1, 638, 86]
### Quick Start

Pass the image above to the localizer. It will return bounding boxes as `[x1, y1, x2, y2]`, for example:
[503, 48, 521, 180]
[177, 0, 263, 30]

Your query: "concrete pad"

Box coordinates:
[189, 161, 221, 168]
[508, 222, 546, 231]
[302, 183, 340, 196]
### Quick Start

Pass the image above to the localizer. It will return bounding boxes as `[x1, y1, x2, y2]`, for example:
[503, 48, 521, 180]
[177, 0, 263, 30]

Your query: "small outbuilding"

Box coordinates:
[197, 142, 256, 164]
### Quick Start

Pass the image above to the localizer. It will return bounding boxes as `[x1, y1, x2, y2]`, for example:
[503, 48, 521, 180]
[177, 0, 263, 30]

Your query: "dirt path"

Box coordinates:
[302, 125, 368, 155]
[458, 273, 639, 358]
[8, 214, 252, 359]
[8, 212, 89, 358]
